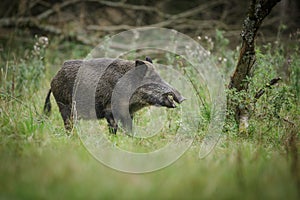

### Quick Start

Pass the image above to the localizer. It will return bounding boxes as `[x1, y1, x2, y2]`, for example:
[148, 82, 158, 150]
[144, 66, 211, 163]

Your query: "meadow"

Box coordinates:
[0, 31, 299, 199]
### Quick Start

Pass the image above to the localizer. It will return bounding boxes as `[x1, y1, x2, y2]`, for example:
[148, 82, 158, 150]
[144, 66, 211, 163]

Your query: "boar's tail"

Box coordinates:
[43, 89, 52, 115]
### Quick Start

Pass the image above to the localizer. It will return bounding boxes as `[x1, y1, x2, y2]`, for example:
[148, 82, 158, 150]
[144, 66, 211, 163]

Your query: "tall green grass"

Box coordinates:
[0, 32, 299, 199]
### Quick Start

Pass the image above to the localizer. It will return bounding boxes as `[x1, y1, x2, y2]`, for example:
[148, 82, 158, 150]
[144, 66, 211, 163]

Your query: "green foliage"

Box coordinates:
[0, 34, 299, 199]
[215, 29, 229, 49]
[0, 36, 48, 98]
[289, 47, 300, 100]
[225, 40, 299, 144]
[207, 29, 238, 80]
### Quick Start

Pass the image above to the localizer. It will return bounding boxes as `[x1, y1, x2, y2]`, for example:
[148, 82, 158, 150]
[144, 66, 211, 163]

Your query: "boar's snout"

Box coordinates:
[173, 93, 186, 104]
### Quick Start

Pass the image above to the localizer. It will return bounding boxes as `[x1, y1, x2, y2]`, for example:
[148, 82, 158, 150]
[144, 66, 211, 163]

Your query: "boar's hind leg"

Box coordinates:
[104, 112, 118, 134]
[58, 103, 73, 131]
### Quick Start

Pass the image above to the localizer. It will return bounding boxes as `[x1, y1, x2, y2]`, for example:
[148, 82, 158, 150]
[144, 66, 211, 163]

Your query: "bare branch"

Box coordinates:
[87, 24, 134, 32]
[169, 0, 224, 20]
[254, 77, 282, 99]
[87, 18, 229, 33]
[0, 0, 226, 31]
[36, 0, 170, 20]
[92, 0, 170, 18]
[37, 0, 81, 20]
[87, 0, 227, 32]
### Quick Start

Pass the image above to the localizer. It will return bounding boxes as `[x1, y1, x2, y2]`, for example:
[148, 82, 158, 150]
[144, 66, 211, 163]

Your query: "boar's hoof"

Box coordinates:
[108, 125, 118, 135]
[105, 112, 118, 134]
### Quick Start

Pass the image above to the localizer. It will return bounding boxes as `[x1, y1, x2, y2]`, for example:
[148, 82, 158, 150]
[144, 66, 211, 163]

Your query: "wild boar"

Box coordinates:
[44, 57, 185, 134]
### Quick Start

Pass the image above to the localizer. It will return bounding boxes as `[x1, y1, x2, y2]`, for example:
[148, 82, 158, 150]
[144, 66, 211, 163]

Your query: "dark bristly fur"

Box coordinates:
[44, 57, 185, 134]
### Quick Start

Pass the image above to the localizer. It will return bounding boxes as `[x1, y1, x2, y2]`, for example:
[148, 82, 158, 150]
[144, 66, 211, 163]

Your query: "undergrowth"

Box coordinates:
[0, 31, 299, 199]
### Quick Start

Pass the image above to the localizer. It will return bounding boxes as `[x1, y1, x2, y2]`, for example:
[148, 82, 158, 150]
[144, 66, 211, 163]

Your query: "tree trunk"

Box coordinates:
[229, 0, 281, 133]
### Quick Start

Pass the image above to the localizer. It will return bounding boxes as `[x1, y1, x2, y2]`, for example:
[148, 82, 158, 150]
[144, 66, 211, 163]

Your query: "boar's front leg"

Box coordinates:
[104, 112, 118, 134]
[57, 102, 73, 131]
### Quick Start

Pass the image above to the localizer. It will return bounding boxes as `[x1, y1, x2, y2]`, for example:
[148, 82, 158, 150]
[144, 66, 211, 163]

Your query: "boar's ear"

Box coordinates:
[145, 56, 152, 63]
[135, 60, 145, 67]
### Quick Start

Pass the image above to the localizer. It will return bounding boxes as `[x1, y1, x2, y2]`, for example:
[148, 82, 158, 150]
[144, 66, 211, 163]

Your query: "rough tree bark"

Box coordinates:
[228, 0, 281, 133]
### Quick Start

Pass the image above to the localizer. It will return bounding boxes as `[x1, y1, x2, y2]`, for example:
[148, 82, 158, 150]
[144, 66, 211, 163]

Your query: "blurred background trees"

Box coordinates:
[0, 0, 299, 46]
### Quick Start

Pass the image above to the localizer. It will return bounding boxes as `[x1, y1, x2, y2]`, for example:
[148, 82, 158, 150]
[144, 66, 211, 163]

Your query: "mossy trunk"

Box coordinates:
[229, 0, 281, 133]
